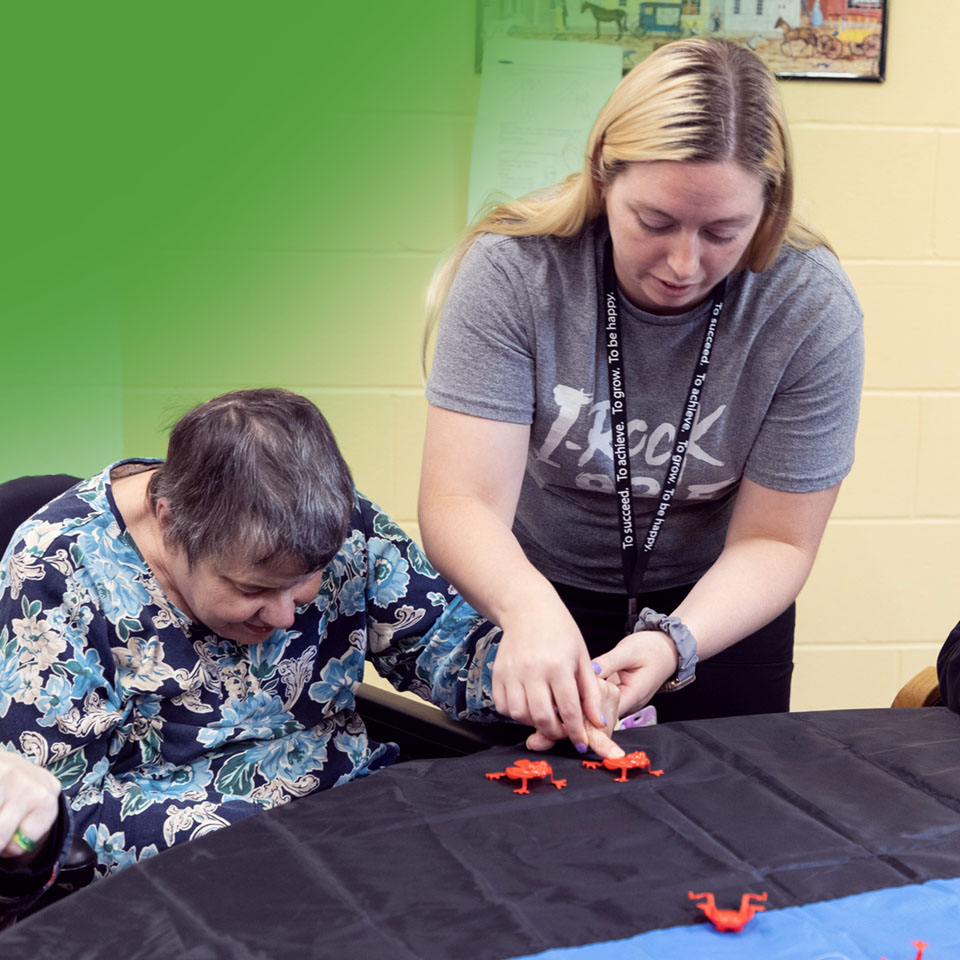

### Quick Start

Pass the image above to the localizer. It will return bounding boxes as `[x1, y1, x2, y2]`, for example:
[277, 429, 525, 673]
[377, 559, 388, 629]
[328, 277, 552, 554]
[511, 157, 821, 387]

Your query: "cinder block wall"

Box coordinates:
[782, 0, 959, 708]
[3, 1, 953, 711]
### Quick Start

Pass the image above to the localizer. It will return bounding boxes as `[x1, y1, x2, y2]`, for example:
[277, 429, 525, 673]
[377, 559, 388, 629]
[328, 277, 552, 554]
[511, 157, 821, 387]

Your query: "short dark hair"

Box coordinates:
[147, 389, 354, 572]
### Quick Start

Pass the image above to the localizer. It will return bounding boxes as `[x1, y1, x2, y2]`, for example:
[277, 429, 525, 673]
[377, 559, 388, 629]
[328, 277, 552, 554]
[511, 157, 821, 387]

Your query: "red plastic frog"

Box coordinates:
[688, 891, 767, 932]
[581, 750, 664, 781]
[485, 758, 567, 795]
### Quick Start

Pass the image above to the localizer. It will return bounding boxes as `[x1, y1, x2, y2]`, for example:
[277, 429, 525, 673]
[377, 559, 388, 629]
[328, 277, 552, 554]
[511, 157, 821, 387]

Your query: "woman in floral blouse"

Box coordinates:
[0, 389, 531, 920]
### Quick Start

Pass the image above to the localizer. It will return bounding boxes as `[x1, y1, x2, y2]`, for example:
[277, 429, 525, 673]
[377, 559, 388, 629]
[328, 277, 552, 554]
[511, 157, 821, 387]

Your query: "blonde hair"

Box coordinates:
[425, 38, 829, 362]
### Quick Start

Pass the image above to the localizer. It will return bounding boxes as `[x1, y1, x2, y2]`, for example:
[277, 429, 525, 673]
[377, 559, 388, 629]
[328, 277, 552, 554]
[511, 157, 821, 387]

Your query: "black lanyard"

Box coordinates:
[599, 236, 726, 631]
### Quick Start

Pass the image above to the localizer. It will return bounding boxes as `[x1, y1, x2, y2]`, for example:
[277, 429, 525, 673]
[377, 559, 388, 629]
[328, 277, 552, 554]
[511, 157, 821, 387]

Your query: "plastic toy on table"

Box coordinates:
[688, 890, 767, 932]
[485, 759, 567, 795]
[582, 750, 663, 781]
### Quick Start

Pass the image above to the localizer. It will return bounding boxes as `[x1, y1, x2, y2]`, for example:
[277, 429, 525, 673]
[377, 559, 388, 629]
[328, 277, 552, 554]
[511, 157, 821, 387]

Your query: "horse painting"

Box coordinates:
[774, 17, 818, 56]
[581, 1, 627, 41]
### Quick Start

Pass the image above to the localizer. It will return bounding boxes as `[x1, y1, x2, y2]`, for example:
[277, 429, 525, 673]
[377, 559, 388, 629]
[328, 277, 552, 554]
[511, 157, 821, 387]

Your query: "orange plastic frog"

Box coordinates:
[688, 891, 767, 932]
[581, 750, 663, 782]
[485, 758, 567, 795]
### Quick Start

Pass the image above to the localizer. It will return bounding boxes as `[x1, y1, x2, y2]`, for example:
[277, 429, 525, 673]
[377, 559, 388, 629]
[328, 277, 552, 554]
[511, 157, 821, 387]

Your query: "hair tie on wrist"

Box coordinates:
[634, 607, 698, 693]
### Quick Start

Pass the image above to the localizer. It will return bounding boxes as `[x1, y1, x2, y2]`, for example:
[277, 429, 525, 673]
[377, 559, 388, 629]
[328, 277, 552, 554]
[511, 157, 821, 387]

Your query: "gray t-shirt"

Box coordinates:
[426, 220, 864, 593]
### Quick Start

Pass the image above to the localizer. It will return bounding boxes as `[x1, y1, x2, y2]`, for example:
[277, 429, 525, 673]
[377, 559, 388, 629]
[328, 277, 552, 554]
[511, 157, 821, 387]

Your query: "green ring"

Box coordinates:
[12, 828, 37, 853]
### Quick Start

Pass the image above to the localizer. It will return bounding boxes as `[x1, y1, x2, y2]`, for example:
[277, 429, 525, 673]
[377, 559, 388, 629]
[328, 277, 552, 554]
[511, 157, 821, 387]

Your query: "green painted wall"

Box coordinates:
[2, 0, 479, 523]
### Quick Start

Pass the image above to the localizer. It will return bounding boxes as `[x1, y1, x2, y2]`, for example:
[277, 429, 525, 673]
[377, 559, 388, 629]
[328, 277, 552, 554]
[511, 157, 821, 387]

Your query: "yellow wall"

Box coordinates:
[782, 0, 957, 709]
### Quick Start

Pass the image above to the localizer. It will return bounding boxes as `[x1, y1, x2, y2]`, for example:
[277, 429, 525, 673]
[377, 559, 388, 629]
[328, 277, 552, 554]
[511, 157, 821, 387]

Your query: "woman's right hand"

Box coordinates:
[525, 675, 624, 759]
[0, 752, 60, 862]
[492, 596, 606, 752]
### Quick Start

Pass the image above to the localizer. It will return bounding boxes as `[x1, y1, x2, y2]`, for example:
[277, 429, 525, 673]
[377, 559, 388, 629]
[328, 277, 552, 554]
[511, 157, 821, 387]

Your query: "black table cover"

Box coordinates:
[4, 708, 960, 959]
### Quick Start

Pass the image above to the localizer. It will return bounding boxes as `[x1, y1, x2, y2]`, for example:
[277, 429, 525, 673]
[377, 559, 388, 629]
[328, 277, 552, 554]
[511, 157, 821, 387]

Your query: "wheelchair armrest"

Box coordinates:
[60, 836, 96, 886]
[20, 835, 97, 922]
[355, 682, 528, 760]
[0, 835, 96, 928]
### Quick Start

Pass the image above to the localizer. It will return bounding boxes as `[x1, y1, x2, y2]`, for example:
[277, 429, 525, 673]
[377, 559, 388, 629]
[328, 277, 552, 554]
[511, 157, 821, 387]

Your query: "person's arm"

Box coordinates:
[361, 489, 621, 756]
[0, 523, 108, 920]
[418, 405, 606, 752]
[596, 251, 863, 713]
[595, 479, 839, 712]
[0, 507, 141, 893]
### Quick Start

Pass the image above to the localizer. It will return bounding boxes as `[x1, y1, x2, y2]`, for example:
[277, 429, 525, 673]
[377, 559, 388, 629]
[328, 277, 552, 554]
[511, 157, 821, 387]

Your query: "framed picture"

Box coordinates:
[477, 0, 887, 81]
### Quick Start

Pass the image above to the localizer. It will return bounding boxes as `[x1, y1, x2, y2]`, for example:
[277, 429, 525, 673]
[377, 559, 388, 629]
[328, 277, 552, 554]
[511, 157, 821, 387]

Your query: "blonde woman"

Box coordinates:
[418, 38, 863, 750]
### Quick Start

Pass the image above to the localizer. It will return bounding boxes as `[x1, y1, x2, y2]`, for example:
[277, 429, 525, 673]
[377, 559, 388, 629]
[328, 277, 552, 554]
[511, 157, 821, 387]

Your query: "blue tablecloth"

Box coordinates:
[523, 877, 960, 959]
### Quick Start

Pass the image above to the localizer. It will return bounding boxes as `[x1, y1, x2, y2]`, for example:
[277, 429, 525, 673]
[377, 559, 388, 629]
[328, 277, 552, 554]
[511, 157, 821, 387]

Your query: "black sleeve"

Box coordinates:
[936, 622, 960, 713]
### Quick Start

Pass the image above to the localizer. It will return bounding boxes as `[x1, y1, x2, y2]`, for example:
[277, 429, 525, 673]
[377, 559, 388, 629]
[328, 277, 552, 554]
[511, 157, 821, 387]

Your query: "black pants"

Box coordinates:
[552, 581, 794, 723]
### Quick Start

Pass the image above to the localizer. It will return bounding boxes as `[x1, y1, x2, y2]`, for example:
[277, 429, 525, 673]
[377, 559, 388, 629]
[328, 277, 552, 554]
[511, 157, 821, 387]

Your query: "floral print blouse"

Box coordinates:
[0, 462, 501, 879]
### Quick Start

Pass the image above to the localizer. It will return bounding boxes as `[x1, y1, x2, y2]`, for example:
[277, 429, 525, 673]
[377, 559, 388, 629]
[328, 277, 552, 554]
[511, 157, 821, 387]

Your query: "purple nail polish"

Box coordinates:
[575, 742, 588, 754]
[601, 713, 607, 725]
[592, 661, 602, 675]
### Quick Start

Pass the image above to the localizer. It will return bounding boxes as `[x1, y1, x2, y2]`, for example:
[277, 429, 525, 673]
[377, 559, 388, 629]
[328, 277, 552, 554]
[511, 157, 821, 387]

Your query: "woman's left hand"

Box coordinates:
[592, 630, 679, 717]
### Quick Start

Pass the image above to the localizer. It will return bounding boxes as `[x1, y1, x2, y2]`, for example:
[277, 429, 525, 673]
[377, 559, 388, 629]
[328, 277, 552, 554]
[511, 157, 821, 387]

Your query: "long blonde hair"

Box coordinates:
[424, 37, 828, 363]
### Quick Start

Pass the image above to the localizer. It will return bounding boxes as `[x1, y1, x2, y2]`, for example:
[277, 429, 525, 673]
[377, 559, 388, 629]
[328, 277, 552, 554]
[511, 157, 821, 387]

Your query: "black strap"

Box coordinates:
[599, 236, 725, 629]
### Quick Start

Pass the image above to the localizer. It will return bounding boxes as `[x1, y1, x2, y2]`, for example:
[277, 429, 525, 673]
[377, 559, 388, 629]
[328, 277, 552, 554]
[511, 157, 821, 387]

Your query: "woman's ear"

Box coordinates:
[155, 498, 172, 532]
[152, 498, 187, 569]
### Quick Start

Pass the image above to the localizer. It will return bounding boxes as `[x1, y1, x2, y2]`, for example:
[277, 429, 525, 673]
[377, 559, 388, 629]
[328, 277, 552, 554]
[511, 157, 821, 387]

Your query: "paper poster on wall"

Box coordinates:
[469, 38, 622, 221]
[477, 0, 887, 82]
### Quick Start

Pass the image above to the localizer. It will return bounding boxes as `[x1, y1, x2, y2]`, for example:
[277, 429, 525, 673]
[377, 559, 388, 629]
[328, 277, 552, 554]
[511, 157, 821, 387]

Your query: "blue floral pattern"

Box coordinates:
[367, 538, 411, 608]
[0, 461, 501, 883]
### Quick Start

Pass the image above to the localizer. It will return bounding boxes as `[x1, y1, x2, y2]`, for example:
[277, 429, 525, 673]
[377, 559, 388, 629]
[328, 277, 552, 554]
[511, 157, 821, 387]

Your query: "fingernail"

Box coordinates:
[601, 713, 607, 725]
[592, 661, 602, 675]
[575, 742, 588, 754]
